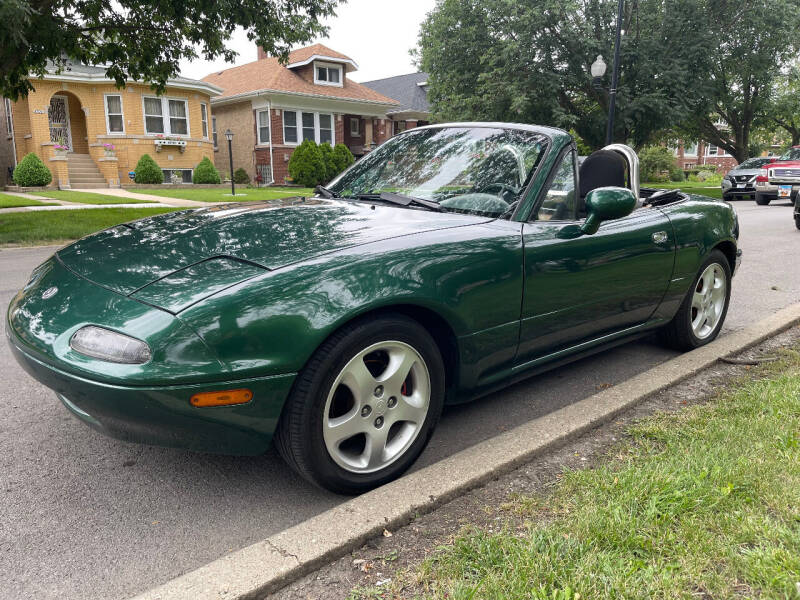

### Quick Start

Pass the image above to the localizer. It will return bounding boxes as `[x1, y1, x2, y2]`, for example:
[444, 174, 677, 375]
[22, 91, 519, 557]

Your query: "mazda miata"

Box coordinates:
[7, 123, 740, 493]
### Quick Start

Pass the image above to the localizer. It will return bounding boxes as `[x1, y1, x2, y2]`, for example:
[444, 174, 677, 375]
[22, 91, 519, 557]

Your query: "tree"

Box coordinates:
[0, 0, 339, 100]
[133, 154, 163, 184]
[765, 66, 800, 147]
[288, 139, 325, 186]
[192, 156, 221, 184]
[415, 0, 712, 150]
[679, 0, 800, 163]
[13, 152, 51, 186]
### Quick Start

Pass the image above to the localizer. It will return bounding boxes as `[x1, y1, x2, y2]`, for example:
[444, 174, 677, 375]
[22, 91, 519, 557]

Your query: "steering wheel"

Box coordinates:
[478, 182, 519, 203]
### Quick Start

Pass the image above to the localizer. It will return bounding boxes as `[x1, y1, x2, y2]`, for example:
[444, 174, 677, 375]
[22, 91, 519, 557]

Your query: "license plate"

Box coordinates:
[736, 183, 746, 188]
[779, 185, 792, 198]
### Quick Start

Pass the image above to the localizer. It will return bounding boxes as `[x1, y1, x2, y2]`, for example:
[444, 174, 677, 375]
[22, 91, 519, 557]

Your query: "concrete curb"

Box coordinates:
[133, 303, 800, 600]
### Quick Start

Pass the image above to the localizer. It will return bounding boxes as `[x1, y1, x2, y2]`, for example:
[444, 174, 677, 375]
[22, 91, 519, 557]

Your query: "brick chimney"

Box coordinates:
[257, 46, 268, 60]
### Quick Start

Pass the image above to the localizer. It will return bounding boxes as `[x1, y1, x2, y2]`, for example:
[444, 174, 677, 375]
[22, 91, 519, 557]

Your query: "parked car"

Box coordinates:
[7, 123, 741, 494]
[795, 197, 800, 230]
[755, 146, 800, 205]
[721, 157, 774, 201]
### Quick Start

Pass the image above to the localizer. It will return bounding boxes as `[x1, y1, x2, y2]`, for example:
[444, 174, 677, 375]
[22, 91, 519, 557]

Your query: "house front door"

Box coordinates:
[48, 96, 72, 150]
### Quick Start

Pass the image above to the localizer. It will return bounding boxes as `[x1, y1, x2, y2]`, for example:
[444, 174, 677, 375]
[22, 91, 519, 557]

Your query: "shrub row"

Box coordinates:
[288, 141, 355, 187]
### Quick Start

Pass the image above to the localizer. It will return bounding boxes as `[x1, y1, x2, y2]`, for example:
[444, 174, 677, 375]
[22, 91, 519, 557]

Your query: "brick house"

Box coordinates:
[361, 72, 431, 134]
[673, 140, 738, 174]
[2, 62, 221, 188]
[202, 44, 399, 184]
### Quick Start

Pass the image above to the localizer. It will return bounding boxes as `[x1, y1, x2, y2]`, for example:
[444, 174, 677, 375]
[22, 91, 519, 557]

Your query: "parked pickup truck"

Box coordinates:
[755, 146, 800, 205]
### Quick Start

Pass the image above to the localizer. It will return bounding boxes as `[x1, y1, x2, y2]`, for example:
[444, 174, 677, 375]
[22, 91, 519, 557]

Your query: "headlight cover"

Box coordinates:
[69, 326, 152, 364]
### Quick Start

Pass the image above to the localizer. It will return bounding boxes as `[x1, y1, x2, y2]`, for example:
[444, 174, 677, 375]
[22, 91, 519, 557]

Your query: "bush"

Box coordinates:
[668, 166, 685, 182]
[233, 168, 250, 184]
[133, 154, 164, 184]
[192, 156, 221, 184]
[318, 143, 337, 182]
[288, 139, 326, 187]
[639, 145, 677, 182]
[333, 143, 355, 173]
[13, 153, 52, 187]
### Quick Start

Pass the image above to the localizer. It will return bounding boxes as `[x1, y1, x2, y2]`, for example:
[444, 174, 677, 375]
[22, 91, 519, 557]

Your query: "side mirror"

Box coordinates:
[581, 186, 637, 235]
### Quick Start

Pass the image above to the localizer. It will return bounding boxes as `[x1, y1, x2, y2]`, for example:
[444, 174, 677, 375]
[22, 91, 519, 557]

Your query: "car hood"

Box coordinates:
[766, 160, 800, 170]
[57, 197, 492, 296]
[727, 168, 760, 177]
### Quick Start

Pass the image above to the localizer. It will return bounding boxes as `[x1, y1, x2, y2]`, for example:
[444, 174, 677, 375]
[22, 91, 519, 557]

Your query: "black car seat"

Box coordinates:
[578, 150, 627, 216]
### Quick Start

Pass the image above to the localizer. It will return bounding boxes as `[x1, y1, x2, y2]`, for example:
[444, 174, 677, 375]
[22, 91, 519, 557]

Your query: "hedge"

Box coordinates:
[233, 168, 250, 184]
[133, 154, 164, 184]
[318, 143, 337, 182]
[333, 143, 355, 173]
[288, 139, 326, 187]
[193, 157, 221, 184]
[13, 153, 52, 187]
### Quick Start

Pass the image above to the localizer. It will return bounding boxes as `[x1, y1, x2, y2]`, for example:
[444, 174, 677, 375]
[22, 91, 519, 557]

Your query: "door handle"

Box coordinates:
[652, 231, 668, 244]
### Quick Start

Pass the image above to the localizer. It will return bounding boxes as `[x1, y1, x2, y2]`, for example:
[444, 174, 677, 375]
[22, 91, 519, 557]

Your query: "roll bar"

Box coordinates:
[601, 143, 640, 200]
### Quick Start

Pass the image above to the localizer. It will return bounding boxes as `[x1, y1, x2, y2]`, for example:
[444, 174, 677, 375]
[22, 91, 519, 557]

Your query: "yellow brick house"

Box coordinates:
[5, 62, 222, 188]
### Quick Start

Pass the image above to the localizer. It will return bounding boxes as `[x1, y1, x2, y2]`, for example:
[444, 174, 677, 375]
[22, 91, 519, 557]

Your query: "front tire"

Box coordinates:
[661, 249, 731, 351]
[795, 215, 800, 230]
[755, 193, 771, 205]
[274, 314, 445, 494]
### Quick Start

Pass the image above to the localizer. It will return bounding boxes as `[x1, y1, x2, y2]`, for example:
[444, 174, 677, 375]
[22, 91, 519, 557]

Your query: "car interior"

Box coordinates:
[578, 150, 627, 218]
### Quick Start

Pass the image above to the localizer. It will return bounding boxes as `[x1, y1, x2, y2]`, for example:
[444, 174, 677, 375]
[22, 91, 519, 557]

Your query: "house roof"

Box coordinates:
[286, 44, 358, 71]
[40, 60, 222, 96]
[361, 72, 430, 116]
[202, 47, 399, 107]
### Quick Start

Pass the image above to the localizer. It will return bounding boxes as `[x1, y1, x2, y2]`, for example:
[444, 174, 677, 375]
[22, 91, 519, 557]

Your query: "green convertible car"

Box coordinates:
[7, 123, 740, 494]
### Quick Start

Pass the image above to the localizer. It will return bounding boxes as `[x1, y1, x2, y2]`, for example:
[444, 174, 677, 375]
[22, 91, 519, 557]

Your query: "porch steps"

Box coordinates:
[66, 153, 108, 188]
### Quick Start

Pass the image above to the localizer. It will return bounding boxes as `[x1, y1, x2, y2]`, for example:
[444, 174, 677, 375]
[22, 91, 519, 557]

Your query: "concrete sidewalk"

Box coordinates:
[70, 188, 214, 207]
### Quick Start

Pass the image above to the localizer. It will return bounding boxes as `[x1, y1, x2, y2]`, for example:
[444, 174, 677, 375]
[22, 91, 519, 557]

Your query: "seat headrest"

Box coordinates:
[579, 150, 627, 198]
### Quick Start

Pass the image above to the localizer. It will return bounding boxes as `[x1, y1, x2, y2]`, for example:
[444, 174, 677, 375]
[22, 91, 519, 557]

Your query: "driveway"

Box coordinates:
[1, 200, 798, 599]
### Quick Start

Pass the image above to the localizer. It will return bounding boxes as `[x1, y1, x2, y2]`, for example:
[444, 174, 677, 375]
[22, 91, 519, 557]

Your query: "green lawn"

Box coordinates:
[137, 186, 314, 203]
[0, 193, 58, 209]
[643, 181, 724, 199]
[35, 190, 155, 204]
[0, 207, 180, 245]
[409, 350, 800, 599]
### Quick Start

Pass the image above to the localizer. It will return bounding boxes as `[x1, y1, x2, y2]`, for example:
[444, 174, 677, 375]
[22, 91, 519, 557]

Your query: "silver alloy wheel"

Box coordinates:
[322, 340, 431, 474]
[691, 263, 727, 339]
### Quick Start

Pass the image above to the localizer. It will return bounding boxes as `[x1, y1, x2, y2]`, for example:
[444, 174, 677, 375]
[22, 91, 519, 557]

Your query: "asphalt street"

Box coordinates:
[1, 200, 798, 599]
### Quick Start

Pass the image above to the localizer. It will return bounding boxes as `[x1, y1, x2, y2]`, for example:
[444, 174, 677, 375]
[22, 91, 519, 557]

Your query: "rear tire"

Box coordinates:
[274, 313, 445, 494]
[795, 215, 800, 230]
[755, 193, 771, 206]
[661, 249, 731, 351]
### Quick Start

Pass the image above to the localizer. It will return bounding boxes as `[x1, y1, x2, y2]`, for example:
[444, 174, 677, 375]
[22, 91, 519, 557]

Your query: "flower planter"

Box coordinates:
[154, 138, 187, 153]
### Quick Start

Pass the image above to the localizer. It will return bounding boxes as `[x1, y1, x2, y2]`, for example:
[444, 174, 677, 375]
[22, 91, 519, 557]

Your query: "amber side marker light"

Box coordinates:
[190, 389, 253, 407]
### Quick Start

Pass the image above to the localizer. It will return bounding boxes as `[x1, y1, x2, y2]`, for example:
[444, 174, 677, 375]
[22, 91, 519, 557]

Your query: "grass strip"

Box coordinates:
[35, 190, 155, 204]
[136, 186, 314, 203]
[0, 207, 180, 245]
[410, 350, 800, 599]
[0, 193, 58, 208]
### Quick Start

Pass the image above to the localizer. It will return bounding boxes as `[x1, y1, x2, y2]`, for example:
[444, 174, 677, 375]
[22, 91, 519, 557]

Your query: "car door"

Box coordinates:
[516, 149, 676, 364]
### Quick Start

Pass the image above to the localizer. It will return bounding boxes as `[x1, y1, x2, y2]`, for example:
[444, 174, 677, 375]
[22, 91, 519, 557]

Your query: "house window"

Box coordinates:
[143, 96, 190, 136]
[200, 103, 208, 139]
[706, 144, 720, 156]
[282, 110, 336, 145]
[4, 98, 13, 137]
[314, 62, 342, 86]
[683, 141, 698, 156]
[257, 109, 270, 145]
[161, 168, 193, 184]
[212, 116, 218, 148]
[394, 121, 407, 135]
[104, 94, 124, 134]
[302, 112, 315, 141]
[283, 111, 298, 144]
[319, 113, 333, 145]
[349, 117, 360, 137]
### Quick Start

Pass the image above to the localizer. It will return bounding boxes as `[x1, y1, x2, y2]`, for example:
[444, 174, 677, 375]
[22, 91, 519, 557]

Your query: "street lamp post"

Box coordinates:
[606, 0, 624, 146]
[225, 129, 235, 196]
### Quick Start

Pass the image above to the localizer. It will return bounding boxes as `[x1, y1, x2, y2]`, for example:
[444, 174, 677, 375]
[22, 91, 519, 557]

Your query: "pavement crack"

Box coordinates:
[266, 540, 300, 564]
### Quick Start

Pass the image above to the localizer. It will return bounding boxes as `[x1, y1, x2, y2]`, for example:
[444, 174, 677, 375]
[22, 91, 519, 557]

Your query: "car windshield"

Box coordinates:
[328, 126, 547, 217]
[737, 157, 771, 169]
[779, 148, 800, 160]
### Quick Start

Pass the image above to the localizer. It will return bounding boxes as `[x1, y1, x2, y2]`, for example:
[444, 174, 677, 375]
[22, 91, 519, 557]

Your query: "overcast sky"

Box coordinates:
[178, 0, 436, 83]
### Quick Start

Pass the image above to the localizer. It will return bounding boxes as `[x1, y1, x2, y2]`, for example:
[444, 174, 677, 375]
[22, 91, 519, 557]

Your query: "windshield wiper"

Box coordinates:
[355, 192, 441, 211]
[314, 184, 339, 199]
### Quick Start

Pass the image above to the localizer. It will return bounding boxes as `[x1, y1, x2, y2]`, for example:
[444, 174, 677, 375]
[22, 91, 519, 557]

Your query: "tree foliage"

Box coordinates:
[288, 139, 325, 186]
[318, 142, 337, 181]
[765, 65, 800, 147]
[133, 154, 163, 184]
[333, 143, 355, 173]
[639, 145, 677, 182]
[192, 156, 221, 184]
[13, 152, 52, 187]
[416, 0, 800, 158]
[0, 0, 339, 99]
[233, 168, 250, 184]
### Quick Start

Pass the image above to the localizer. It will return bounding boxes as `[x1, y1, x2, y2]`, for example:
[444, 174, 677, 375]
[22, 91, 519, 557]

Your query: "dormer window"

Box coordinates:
[314, 62, 343, 87]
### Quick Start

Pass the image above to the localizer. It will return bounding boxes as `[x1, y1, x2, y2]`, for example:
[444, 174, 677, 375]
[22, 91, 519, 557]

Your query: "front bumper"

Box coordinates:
[8, 330, 295, 455]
